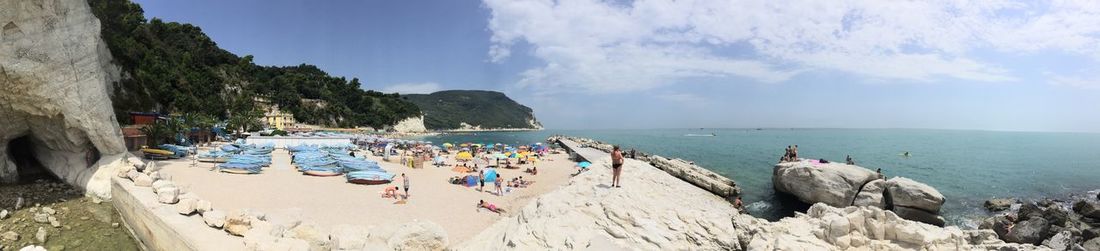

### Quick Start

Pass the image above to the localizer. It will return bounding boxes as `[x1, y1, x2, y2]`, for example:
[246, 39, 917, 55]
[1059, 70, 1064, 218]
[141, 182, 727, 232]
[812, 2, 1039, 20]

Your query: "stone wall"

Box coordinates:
[0, 0, 126, 199]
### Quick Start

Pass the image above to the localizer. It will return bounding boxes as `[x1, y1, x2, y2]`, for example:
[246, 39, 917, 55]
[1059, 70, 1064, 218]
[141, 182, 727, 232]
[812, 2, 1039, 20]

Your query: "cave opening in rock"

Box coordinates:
[6, 135, 60, 183]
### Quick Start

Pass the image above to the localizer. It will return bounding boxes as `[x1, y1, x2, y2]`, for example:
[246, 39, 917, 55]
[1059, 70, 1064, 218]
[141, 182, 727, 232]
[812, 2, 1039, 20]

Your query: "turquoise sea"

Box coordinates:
[414, 129, 1100, 227]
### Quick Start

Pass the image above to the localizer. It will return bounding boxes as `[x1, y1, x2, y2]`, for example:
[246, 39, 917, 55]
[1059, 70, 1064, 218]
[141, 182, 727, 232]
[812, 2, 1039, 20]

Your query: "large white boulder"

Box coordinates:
[772, 161, 879, 207]
[853, 179, 886, 208]
[883, 177, 945, 213]
[225, 210, 253, 236]
[0, 0, 126, 200]
[387, 221, 448, 251]
[331, 224, 370, 250]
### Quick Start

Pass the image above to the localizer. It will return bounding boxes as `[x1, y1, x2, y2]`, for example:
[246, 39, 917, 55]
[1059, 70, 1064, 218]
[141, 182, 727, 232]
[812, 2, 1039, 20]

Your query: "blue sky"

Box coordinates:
[134, 0, 1100, 132]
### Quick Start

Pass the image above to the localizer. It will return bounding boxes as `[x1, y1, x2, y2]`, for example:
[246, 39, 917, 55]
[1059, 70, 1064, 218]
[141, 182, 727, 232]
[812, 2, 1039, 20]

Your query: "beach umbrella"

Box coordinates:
[577, 161, 592, 168]
[456, 152, 473, 161]
[443, 143, 453, 148]
[484, 169, 498, 183]
[492, 153, 508, 160]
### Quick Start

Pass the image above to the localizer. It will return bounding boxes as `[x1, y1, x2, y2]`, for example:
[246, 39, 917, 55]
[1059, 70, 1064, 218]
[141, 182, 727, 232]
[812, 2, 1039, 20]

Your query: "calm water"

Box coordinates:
[413, 128, 1100, 227]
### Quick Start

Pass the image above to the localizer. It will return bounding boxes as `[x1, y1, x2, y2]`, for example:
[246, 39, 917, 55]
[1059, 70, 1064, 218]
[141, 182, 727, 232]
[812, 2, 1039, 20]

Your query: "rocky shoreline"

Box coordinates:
[978, 191, 1100, 250]
[454, 135, 1045, 250]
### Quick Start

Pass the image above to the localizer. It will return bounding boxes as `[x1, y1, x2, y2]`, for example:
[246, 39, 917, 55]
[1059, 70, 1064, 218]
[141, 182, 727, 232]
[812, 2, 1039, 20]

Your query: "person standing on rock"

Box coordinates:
[612, 146, 624, 188]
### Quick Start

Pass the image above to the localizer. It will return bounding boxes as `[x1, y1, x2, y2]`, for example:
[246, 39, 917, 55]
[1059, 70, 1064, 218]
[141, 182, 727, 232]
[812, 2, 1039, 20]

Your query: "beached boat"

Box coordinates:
[141, 148, 176, 159]
[217, 162, 262, 174]
[346, 170, 395, 185]
[197, 157, 228, 163]
[303, 169, 343, 177]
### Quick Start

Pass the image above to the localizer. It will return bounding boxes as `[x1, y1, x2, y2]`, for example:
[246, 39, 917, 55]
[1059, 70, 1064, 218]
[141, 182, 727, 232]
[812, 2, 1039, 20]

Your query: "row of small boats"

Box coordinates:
[290, 144, 395, 185]
[198, 143, 274, 174]
[141, 144, 195, 160]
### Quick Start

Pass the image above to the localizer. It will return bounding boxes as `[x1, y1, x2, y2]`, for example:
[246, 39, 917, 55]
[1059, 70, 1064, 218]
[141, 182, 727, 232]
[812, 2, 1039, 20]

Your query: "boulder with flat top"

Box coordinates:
[883, 177, 944, 213]
[773, 161, 879, 207]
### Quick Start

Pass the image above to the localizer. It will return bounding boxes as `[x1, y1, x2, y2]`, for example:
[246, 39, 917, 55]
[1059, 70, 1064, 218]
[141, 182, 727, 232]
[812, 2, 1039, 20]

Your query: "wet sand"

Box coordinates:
[159, 149, 576, 242]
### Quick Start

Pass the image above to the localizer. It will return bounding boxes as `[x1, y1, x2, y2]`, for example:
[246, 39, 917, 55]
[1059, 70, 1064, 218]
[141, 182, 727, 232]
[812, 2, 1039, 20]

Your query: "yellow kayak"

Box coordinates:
[141, 148, 174, 156]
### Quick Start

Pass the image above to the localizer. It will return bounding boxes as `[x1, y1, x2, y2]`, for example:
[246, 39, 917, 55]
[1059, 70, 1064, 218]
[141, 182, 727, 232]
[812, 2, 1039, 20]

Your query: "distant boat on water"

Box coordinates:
[685, 133, 716, 137]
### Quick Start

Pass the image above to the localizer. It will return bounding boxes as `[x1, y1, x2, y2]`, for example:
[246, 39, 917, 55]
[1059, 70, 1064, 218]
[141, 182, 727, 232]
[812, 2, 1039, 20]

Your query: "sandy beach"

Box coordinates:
[158, 148, 576, 242]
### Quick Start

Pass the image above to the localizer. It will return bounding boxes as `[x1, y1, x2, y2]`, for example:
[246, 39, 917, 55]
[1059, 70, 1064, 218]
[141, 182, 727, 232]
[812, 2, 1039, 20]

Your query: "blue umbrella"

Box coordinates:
[578, 161, 592, 168]
[485, 169, 498, 183]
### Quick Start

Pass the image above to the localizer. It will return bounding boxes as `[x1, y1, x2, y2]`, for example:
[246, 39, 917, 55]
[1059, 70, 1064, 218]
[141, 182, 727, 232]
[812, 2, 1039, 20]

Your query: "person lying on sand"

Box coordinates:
[478, 200, 505, 214]
[525, 166, 538, 175]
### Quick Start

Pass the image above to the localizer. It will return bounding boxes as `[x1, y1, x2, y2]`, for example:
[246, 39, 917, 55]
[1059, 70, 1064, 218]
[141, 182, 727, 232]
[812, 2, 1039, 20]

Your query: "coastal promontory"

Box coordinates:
[403, 90, 542, 131]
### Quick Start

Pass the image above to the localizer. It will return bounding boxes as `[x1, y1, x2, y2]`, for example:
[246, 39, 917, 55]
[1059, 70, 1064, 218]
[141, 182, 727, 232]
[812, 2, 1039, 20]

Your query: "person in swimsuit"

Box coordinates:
[401, 173, 410, 199]
[611, 145, 624, 188]
[478, 200, 504, 214]
[478, 170, 485, 192]
[495, 175, 504, 196]
[383, 186, 399, 200]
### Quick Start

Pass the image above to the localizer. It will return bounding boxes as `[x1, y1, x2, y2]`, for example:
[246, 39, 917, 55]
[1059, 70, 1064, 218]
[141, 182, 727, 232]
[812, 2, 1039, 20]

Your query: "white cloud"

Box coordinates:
[381, 82, 442, 94]
[483, 0, 1100, 92]
[1047, 73, 1100, 90]
[656, 92, 707, 107]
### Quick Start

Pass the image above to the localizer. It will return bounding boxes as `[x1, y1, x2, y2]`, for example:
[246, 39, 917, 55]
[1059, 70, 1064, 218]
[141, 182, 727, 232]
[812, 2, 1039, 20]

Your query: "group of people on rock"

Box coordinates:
[779, 145, 799, 162]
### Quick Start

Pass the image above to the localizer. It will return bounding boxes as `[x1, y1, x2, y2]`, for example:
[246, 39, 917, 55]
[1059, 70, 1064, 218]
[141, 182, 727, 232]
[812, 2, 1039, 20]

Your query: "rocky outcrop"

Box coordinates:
[740, 203, 1040, 250]
[773, 160, 880, 207]
[458, 157, 742, 250]
[648, 155, 740, 199]
[772, 160, 948, 226]
[549, 136, 741, 201]
[457, 152, 1041, 250]
[0, 0, 126, 199]
[392, 116, 427, 133]
[985, 198, 1017, 212]
[853, 179, 886, 208]
[980, 195, 1100, 249]
[884, 177, 946, 213]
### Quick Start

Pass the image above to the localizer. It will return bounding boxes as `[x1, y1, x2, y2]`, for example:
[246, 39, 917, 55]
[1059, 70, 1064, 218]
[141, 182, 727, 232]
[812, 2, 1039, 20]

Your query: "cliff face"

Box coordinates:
[0, 0, 127, 199]
[403, 90, 542, 130]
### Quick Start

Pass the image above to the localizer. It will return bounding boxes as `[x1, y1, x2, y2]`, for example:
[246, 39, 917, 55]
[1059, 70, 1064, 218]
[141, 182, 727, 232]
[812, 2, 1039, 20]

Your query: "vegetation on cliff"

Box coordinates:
[403, 90, 541, 130]
[87, 0, 420, 128]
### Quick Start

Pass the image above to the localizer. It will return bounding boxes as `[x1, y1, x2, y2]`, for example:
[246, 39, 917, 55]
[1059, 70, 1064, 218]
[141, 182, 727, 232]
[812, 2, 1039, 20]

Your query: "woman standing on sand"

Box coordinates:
[495, 175, 504, 196]
[611, 146, 624, 188]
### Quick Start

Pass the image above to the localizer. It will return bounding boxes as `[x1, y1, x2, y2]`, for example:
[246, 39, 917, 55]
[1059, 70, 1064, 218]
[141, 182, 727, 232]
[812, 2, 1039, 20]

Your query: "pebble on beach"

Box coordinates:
[34, 227, 47, 243]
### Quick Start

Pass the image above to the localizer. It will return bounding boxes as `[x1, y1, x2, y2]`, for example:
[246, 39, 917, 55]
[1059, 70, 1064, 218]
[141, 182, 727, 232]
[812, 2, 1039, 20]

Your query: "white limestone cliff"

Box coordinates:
[0, 0, 125, 199]
[392, 116, 427, 133]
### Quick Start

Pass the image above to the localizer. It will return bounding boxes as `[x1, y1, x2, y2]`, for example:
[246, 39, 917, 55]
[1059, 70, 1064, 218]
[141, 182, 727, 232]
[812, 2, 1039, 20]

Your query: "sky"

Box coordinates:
[133, 0, 1100, 132]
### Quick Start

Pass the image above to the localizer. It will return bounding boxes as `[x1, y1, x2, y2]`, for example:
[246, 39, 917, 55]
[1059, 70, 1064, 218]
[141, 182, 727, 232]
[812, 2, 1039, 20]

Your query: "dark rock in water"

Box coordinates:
[984, 198, 1016, 212]
[1073, 200, 1100, 219]
[1044, 206, 1071, 227]
[979, 215, 1013, 239]
[1005, 217, 1052, 245]
[1018, 202, 1044, 221]
[892, 206, 946, 227]
[1084, 228, 1100, 241]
